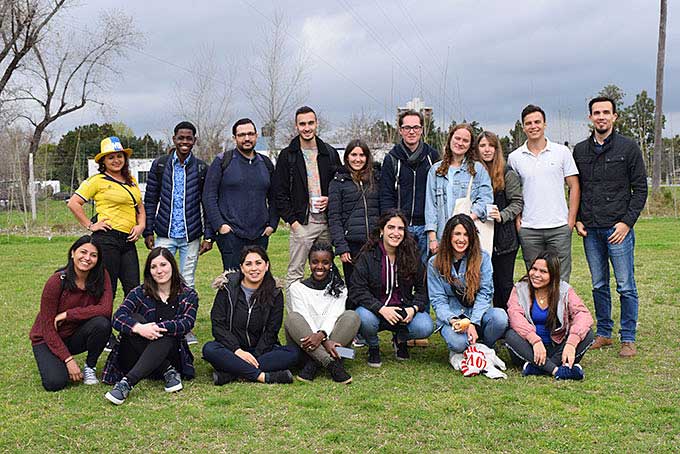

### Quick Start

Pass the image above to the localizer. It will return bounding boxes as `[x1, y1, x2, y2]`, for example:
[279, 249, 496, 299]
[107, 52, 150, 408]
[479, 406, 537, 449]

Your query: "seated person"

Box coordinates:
[30, 235, 112, 391]
[104, 247, 198, 404]
[349, 209, 434, 367]
[428, 214, 508, 361]
[203, 246, 298, 385]
[505, 251, 594, 380]
[285, 242, 360, 384]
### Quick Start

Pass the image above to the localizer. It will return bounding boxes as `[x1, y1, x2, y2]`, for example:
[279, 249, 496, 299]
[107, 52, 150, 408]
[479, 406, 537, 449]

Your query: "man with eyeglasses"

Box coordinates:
[380, 110, 440, 263]
[203, 118, 278, 270]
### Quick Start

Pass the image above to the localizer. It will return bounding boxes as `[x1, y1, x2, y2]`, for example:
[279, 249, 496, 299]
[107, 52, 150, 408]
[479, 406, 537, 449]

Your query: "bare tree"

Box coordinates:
[331, 110, 383, 148]
[173, 45, 236, 161]
[652, 0, 667, 192]
[246, 11, 308, 156]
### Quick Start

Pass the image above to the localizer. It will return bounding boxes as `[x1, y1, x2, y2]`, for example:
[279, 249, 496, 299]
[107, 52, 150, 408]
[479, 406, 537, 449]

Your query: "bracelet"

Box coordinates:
[65, 357, 73, 364]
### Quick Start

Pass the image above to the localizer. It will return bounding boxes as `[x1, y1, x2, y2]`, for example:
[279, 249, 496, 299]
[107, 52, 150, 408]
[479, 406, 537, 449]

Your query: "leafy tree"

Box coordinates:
[508, 120, 526, 150]
[53, 123, 116, 190]
[618, 90, 665, 173]
[597, 84, 626, 108]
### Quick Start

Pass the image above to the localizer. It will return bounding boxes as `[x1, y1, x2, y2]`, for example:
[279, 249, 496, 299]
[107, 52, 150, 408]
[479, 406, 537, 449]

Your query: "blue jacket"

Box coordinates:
[427, 251, 494, 326]
[143, 152, 212, 242]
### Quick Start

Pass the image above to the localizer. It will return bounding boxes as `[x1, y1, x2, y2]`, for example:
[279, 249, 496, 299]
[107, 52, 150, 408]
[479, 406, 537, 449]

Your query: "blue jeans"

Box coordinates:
[408, 224, 429, 264]
[202, 341, 299, 382]
[439, 307, 508, 353]
[583, 227, 639, 342]
[154, 237, 201, 288]
[356, 306, 434, 348]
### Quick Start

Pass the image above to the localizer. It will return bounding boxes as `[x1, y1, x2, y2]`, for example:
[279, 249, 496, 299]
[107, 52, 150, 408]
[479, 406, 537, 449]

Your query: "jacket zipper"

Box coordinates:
[167, 163, 174, 238]
[245, 301, 254, 347]
[410, 168, 416, 226]
[360, 181, 369, 238]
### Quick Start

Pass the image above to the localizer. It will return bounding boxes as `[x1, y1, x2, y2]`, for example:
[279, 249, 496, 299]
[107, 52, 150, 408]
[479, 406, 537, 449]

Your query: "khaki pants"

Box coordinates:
[285, 222, 331, 292]
[285, 311, 360, 366]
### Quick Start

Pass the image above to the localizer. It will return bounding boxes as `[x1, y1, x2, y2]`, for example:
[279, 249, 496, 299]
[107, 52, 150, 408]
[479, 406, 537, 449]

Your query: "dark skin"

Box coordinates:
[299, 250, 342, 360]
[144, 127, 213, 254]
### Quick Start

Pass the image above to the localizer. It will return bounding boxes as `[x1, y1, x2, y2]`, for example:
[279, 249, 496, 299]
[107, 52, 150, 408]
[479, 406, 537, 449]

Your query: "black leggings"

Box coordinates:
[117, 314, 180, 386]
[491, 251, 517, 310]
[32, 316, 111, 391]
[504, 328, 595, 374]
[93, 229, 140, 300]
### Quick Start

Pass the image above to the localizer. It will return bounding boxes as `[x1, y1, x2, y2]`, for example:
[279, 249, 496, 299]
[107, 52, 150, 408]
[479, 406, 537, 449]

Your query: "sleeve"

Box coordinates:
[156, 288, 198, 336]
[469, 252, 494, 325]
[506, 286, 541, 345]
[202, 156, 226, 232]
[320, 292, 347, 336]
[210, 289, 241, 351]
[327, 179, 350, 255]
[254, 292, 284, 356]
[111, 286, 145, 335]
[379, 154, 397, 214]
[427, 258, 455, 325]
[288, 283, 319, 332]
[500, 169, 524, 224]
[274, 150, 295, 224]
[143, 158, 162, 237]
[348, 252, 383, 315]
[265, 157, 280, 231]
[471, 164, 493, 222]
[64, 272, 113, 322]
[37, 274, 71, 361]
[74, 175, 98, 202]
[424, 167, 438, 233]
[562, 147, 579, 177]
[565, 287, 594, 346]
[199, 161, 215, 240]
[622, 142, 648, 227]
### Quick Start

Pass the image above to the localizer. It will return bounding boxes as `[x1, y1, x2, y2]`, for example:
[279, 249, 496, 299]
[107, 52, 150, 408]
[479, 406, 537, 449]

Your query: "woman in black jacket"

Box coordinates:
[202, 246, 298, 385]
[348, 209, 434, 367]
[328, 139, 380, 292]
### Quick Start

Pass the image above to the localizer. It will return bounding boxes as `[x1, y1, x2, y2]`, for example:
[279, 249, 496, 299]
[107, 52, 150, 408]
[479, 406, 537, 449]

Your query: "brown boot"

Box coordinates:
[591, 336, 613, 349]
[619, 342, 637, 358]
[406, 339, 429, 347]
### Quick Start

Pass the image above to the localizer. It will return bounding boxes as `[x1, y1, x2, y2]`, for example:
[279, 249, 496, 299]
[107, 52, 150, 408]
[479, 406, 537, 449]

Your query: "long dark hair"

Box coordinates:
[343, 139, 374, 189]
[58, 235, 106, 298]
[97, 152, 134, 186]
[308, 242, 345, 298]
[523, 251, 561, 331]
[239, 245, 278, 306]
[433, 214, 482, 304]
[361, 209, 419, 282]
[143, 247, 184, 302]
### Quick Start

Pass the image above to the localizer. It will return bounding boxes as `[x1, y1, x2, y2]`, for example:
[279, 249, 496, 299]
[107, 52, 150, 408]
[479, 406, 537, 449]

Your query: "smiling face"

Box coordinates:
[399, 114, 423, 149]
[296, 112, 318, 142]
[450, 224, 470, 257]
[477, 136, 496, 163]
[71, 242, 98, 274]
[529, 258, 551, 290]
[450, 128, 472, 159]
[240, 252, 269, 288]
[172, 128, 196, 159]
[309, 250, 332, 282]
[150, 254, 173, 286]
[381, 216, 406, 250]
[347, 146, 367, 172]
[522, 111, 547, 142]
[102, 151, 126, 174]
[589, 100, 618, 136]
[234, 122, 257, 153]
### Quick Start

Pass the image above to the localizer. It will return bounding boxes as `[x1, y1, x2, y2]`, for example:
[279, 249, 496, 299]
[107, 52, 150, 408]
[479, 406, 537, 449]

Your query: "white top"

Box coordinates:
[508, 139, 578, 229]
[288, 281, 347, 335]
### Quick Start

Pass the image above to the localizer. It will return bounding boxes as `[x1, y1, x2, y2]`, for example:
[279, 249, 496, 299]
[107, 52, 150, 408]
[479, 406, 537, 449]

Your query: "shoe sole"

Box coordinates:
[164, 383, 183, 393]
[83, 379, 99, 385]
[333, 377, 352, 384]
[395, 356, 409, 361]
[105, 392, 125, 405]
[367, 362, 382, 368]
[296, 375, 315, 383]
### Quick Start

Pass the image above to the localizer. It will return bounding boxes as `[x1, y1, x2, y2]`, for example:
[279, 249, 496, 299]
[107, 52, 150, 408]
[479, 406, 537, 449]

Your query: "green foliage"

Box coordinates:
[598, 84, 627, 107]
[507, 120, 527, 152]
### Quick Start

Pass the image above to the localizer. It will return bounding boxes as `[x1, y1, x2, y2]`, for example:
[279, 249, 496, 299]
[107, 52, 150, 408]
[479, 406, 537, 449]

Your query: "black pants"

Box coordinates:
[215, 231, 269, 272]
[32, 316, 111, 391]
[117, 314, 180, 386]
[504, 329, 595, 374]
[342, 240, 364, 308]
[93, 229, 140, 300]
[492, 251, 518, 310]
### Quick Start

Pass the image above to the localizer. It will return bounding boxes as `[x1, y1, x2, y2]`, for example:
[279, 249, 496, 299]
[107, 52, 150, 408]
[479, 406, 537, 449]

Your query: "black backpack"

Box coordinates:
[216, 149, 275, 175]
[154, 153, 208, 190]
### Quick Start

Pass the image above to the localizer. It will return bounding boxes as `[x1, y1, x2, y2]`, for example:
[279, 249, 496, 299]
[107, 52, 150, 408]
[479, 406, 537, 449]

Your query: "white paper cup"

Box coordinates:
[310, 196, 322, 214]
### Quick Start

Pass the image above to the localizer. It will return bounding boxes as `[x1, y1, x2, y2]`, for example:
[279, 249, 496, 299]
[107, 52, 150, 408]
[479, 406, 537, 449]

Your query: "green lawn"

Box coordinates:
[1, 219, 678, 452]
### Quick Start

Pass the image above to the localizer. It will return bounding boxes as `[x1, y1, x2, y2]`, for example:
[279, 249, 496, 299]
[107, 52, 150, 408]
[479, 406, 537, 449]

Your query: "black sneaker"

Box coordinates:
[105, 378, 132, 405]
[104, 334, 118, 353]
[326, 360, 352, 384]
[394, 340, 410, 361]
[265, 370, 294, 384]
[212, 370, 235, 386]
[367, 347, 382, 368]
[296, 358, 319, 383]
[163, 367, 183, 393]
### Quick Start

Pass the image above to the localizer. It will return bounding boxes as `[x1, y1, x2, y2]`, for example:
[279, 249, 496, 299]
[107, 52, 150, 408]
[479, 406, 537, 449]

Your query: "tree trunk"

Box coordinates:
[652, 0, 667, 192]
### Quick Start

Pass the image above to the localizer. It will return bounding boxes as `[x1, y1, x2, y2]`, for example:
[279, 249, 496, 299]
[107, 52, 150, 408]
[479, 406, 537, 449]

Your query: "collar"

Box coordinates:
[172, 150, 192, 166]
[520, 138, 553, 156]
[592, 131, 614, 146]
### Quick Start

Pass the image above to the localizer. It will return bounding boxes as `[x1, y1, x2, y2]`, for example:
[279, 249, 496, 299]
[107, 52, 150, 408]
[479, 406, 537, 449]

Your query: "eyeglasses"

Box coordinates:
[235, 132, 256, 138]
[400, 125, 422, 132]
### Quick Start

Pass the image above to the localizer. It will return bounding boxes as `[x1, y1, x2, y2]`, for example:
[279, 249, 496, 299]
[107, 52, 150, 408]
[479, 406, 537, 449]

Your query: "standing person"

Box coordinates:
[349, 210, 434, 367]
[379, 110, 440, 263]
[573, 96, 647, 358]
[103, 247, 198, 405]
[505, 251, 594, 380]
[424, 123, 493, 255]
[30, 236, 112, 391]
[476, 131, 524, 309]
[507, 105, 580, 281]
[274, 106, 341, 292]
[428, 214, 508, 361]
[285, 243, 360, 384]
[328, 139, 380, 292]
[202, 246, 299, 385]
[203, 118, 278, 271]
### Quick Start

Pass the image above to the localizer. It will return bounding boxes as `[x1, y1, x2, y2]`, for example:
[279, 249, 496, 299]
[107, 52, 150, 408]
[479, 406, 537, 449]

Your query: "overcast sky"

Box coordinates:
[54, 0, 679, 145]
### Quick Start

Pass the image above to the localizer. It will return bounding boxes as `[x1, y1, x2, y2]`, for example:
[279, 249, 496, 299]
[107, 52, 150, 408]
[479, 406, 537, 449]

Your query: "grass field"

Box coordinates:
[1, 219, 679, 453]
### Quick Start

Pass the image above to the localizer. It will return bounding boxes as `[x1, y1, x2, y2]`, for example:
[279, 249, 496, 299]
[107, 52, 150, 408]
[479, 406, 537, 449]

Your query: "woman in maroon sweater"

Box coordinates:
[29, 235, 113, 391]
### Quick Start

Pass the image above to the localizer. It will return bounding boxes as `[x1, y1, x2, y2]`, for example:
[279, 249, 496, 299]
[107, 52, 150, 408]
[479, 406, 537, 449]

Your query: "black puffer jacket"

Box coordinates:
[328, 167, 380, 255]
[492, 167, 523, 256]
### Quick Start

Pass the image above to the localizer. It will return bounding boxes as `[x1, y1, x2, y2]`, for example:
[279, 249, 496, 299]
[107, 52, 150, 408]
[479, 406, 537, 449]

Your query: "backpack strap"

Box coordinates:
[219, 149, 234, 171]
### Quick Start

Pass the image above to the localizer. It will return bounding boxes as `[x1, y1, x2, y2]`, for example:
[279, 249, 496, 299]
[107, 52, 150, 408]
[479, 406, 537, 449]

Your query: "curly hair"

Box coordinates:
[308, 242, 345, 298]
[436, 123, 476, 177]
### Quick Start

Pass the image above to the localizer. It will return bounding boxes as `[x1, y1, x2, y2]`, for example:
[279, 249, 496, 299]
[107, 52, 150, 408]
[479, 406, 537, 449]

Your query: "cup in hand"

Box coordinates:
[310, 196, 323, 214]
[486, 204, 499, 221]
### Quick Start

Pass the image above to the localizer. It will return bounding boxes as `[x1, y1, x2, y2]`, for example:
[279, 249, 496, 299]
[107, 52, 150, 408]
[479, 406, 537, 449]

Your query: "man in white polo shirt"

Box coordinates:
[508, 104, 580, 282]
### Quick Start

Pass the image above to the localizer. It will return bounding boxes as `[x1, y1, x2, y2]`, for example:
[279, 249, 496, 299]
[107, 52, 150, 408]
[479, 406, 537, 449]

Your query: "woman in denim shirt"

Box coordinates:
[424, 124, 492, 256]
[428, 214, 508, 361]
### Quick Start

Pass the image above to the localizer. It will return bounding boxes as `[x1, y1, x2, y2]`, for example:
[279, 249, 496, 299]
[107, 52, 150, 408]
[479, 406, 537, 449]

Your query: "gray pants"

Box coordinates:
[518, 224, 572, 282]
[285, 222, 331, 292]
[285, 311, 360, 366]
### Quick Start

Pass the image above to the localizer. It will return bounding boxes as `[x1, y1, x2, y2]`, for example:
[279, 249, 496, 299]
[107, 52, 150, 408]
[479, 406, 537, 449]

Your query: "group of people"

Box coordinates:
[29, 96, 647, 403]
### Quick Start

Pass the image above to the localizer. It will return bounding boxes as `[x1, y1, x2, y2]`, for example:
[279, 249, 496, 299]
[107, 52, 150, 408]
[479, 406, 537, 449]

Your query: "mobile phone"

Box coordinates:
[335, 346, 355, 359]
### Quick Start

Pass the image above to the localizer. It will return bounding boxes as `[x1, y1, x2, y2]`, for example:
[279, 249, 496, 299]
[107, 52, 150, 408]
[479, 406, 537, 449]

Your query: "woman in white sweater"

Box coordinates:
[284, 242, 360, 384]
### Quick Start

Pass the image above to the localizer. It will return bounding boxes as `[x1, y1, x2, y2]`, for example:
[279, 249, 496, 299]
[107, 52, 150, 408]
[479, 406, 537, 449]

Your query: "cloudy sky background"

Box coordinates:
[54, 0, 678, 145]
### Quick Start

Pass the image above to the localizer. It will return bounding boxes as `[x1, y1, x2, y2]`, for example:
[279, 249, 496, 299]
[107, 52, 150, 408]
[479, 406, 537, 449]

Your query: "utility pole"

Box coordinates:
[29, 152, 36, 220]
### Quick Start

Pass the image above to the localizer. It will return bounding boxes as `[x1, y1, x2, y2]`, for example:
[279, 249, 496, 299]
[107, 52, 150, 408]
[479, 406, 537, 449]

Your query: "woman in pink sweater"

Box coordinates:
[505, 251, 594, 380]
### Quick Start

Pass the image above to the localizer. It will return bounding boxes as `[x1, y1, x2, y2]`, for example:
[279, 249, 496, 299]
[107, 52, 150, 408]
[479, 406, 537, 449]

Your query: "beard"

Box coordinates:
[595, 126, 611, 135]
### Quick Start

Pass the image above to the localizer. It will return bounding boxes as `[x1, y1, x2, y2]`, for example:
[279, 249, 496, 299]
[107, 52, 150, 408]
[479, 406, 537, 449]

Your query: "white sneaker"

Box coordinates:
[83, 365, 99, 385]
